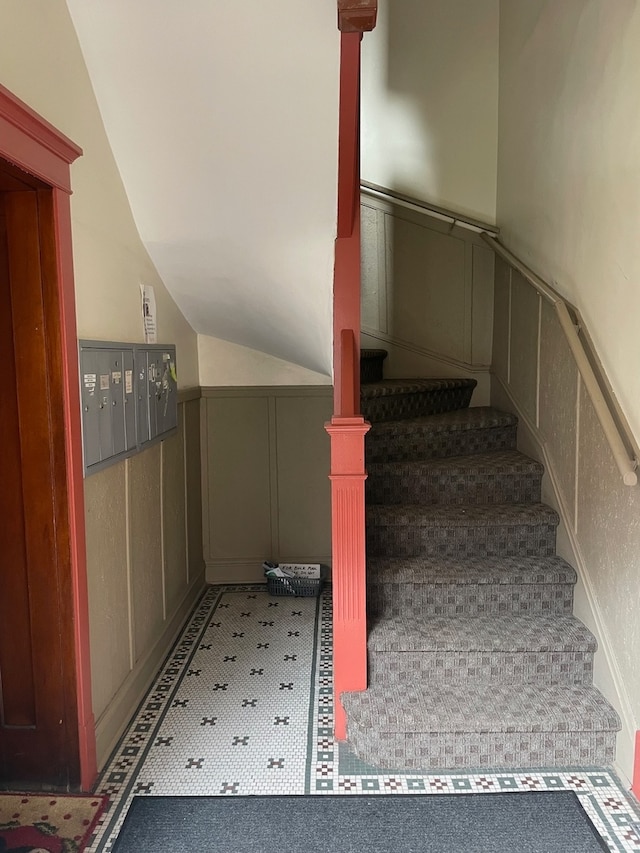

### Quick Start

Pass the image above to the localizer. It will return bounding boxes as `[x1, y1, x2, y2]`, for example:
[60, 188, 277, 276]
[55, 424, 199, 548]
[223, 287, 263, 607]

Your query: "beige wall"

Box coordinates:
[85, 398, 204, 766]
[202, 387, 332, 583]
[0, 0, 203, 769]
[198, 335, 332, 387]
[0, 0, 198, 387]
[491, 255, 639, 786]
[497, 0, 640, 442]
[362, 0, 499, 223]
[361, 192, 494, 404]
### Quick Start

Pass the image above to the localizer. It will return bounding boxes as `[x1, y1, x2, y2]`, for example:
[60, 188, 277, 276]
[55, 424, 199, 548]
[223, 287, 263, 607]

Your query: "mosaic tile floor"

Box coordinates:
[88, 585, 640, 852]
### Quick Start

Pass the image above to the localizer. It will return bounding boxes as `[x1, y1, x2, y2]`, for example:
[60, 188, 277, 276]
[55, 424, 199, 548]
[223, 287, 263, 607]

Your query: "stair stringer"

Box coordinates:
[492, 374, 636, 787]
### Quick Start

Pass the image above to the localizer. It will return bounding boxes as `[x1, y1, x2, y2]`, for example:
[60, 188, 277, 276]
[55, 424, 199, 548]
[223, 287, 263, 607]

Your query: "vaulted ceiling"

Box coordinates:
[66, 1, 341, 375]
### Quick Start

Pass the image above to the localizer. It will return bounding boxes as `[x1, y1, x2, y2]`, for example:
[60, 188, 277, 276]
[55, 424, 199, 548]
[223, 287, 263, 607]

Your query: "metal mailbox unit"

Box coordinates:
[79, 340, 177, 475]
[135, 344, 178, 446]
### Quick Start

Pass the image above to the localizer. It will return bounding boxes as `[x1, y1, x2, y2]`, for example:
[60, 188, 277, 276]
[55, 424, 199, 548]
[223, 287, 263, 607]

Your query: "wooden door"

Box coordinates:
[0, 163, 80, 787]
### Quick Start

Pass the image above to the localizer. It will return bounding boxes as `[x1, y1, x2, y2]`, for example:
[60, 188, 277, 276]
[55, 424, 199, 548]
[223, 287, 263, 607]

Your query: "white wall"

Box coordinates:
[198, 335, 331, 387]
[0, 0, 198, 388]
[361, 0, 499, 224]
[497, 0, 640, 441]
[67, 0, 339, 378]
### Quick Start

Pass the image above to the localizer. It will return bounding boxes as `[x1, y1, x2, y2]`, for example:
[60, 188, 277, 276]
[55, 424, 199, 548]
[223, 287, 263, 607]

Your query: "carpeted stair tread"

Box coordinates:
[343, 682, 621, 734]
[367, 502, 559, 528]
[361, 378, 477, 422]
[368, 450, 541, 479]
[367, 614, 596, 654]
[366, 555, 577, 586]
[361, 378, 477, 399]
[366, 450, 543, 505]
[365, 407, 518, 462]
[368, 406, 517, 432]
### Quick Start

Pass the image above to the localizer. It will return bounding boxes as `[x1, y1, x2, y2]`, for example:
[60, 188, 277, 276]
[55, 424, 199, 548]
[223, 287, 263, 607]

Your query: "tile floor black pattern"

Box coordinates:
[87, 585, 640, 852]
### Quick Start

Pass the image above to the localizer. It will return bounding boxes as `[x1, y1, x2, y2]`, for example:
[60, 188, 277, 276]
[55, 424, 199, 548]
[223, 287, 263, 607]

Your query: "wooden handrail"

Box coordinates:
[362, 180, 499, 235]
[482, 233, 639, 487]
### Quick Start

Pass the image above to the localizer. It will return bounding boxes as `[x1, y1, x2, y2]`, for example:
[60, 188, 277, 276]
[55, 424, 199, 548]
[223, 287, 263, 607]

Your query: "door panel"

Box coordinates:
[0, 186, 79, 786]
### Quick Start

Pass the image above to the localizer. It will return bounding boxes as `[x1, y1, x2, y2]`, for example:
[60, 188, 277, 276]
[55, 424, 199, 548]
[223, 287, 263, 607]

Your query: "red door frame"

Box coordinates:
[0, 84, 96, 790]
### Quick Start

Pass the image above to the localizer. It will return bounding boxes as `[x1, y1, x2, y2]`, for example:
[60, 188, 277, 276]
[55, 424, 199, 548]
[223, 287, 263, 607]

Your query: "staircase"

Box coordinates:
[342, 351, 621, 770]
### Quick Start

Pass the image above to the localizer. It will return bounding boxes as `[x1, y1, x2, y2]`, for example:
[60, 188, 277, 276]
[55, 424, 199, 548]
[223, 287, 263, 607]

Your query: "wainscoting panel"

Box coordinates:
[184, 397, 203, 584]
[538, 299, 578, 513]
[205, 395, 272, 562]
[275, 396, 333, 559]
[162, 413, 188, 616]
[509, 269, 540, 425]
[85, 396, 205, 769]
[203, 387, 332, 583]
[492, 255, 511, 384]
[389, 216, 466, 361]
[361, 192, 494, 405]
[128, 443, 164, 662]
[84, 463, 131, 723]
[490, 259, 638, 784]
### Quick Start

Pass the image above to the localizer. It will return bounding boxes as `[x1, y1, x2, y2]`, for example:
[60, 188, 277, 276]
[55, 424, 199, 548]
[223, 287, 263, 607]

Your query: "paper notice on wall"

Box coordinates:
[140, 283, 157, 344]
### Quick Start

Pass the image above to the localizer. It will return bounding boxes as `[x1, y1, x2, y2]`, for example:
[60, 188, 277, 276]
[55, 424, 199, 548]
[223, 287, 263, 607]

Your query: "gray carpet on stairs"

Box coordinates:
[345, 380, 620, 770]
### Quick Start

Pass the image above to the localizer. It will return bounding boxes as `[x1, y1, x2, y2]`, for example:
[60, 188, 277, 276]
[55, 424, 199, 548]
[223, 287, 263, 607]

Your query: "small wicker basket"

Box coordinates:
[266, 575, 323, 597]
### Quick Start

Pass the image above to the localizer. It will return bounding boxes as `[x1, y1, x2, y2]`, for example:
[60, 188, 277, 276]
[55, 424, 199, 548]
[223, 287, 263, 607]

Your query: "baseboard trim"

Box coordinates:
[493, 375, 635, 785]
[94, 574, 206, 769]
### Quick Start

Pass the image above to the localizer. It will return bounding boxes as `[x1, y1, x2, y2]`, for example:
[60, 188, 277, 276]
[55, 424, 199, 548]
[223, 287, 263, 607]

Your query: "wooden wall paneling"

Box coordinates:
[361, 201, 383, 331]
[162, 424, 188, 615]
[206, 396, 273, 565]
[361, 195, 495, 386]
[471, 243, 495, 366]
[203, 388, 333, 582]
[389, 214, 466, 360]
[491, 255, 511, 384]
[509, 269, 541, 425]
[184, 398, 204, 583]
[275, 395, 332, 560]
[538, 299, 579, 513]
[129, 443, 164, 664]
[83, 462, 130, 721]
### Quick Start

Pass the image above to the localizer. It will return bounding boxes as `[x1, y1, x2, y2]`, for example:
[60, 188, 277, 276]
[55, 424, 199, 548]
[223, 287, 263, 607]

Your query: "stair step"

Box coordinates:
[367, 450, 542, 505]
[366, 407, 517, 463]
[367, 614, 595, 686]
[360, 349, 388, 384]
[367, 555, 577, 617]
[343, 682, 621, 770]
[366, 503, 559, 559]
[361, 378, 476, 423]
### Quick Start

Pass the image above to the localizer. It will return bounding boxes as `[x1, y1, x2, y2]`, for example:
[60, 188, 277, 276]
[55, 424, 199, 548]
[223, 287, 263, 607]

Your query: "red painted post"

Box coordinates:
[326, 409, 370, 739]
[325, 27, 373, 741]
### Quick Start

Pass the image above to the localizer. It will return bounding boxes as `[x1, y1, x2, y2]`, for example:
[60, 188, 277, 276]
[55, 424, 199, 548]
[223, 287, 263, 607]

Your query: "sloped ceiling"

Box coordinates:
[66, 0, 340, 376]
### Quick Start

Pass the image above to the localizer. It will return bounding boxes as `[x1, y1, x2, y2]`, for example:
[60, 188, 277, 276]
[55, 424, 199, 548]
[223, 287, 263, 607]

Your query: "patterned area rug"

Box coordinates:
[0, 792, 107, 853]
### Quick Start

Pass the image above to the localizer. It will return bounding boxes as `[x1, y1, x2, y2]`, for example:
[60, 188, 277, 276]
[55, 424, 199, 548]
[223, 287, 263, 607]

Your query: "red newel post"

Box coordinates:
[326, 16, 375, 740]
